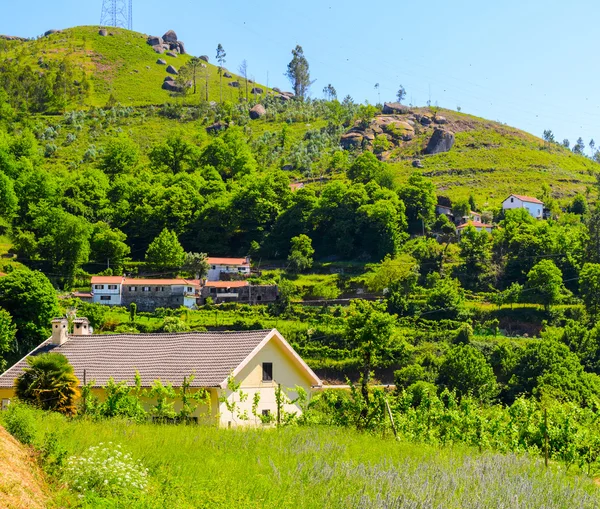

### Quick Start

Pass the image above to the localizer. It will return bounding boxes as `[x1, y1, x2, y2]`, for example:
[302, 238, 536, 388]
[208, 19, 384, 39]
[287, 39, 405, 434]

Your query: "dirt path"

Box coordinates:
[0, 426, 48, 509]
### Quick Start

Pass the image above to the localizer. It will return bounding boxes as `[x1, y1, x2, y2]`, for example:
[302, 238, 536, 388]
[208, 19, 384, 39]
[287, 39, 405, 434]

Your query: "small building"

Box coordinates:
[435, 204, 454, 219]
[207, 257, 251, 281]
[290, 182, 305, 192]
[502, 194, 543, 219]
[91, 276, 125, 306]
[457, 221, 494, 235]
[0, 319, 322, 427]
[71, 292, 93, 303]
[90, 276, 199, 311]
[200, 281, 278, 305]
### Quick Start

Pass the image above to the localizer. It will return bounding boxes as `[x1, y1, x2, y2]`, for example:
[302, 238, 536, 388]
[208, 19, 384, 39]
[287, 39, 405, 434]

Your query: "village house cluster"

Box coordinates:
[436, 193, 545, 236]
[76, 257, 279, 312]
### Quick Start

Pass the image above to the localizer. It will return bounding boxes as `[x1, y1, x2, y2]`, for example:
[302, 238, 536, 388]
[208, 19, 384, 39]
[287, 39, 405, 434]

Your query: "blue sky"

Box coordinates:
[2, 0, 599, 149]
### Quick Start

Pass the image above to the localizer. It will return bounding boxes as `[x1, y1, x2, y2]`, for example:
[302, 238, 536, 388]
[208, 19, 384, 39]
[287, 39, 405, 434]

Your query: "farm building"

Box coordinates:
[207, 257, 251, 281]
[0, 319, 321, 427]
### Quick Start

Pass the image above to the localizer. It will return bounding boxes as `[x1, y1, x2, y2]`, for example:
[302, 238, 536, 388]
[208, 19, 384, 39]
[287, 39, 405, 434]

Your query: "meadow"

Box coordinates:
[3, 404, 600, 509]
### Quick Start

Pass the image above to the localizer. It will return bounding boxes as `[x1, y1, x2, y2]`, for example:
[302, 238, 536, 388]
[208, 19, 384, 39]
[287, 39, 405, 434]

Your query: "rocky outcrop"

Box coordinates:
[98, 29, 108, 36]
[206, 122, 228, 133]
[0, 35, 27, 41]
[153, 45, 165, 54]
[147, 35, 163, 46]
[166, 65, 178, 75]
[228, 81, 240, 88]
[162, 81, 182, 92]
[425, 128, 455, 155]
[420, 115, 432, 126]
[340, 131, 364, 149]
[199, 55, 209, 62]
[273, 87, 282, 93]
[163, 30, 178, 43]
[164, 76, 175, 82]
[156, 58, 167, 65]
[412, 159, 423, 168]
[166, 51, 177, 58]
[434, 116, 447, 125]
[176, 42, 186, 55]
[249, 104, 266, 119]
[251, 87, 264, 94]
[276, 94, 291, 102]
[44, 29, 60, 37]
[375, 116, 414, 140]
[383, 102, 410, 114]
[223, 72, 232, 78]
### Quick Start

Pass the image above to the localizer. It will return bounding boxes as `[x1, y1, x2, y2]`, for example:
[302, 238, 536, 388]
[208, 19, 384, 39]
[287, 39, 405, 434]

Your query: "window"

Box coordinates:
[100, 296, 111, 301]
[108, 285, 118, 290]
[142, 287, 150, 292]
[187, 287, 192, 292]
[210, 287, 216, 294]
[94, 284, 104, 290]
[155, 287, 161, 292]
[129, 286, 137, 291]
[261, 409, 270, 417]
[510, 197, 514, 203]
[262, 362, 273, 382]
[211, 265, 216, 270]
[1, 399, 9, 411]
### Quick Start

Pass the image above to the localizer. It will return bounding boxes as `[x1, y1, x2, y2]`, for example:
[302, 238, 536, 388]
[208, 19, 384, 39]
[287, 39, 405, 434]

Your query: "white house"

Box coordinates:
[502, 194, 543, 219]
[207, 257, 251, 281]
[0, 323, 322, 428]
[91, 276, 124, 305]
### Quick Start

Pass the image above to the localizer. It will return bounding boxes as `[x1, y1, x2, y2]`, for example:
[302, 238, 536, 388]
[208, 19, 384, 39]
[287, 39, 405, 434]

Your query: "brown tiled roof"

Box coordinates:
[123, 278, 198, 286]
[507, 194, 543, 205]
[0, 330, 275, 389]
[457, 221, 493, 229]
[90, 276, 125, 284]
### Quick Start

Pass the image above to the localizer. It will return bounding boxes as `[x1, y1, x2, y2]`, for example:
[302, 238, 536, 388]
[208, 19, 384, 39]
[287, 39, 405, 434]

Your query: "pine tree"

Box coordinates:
[285, 45, 314, 99]
[216, 44, 226, 103]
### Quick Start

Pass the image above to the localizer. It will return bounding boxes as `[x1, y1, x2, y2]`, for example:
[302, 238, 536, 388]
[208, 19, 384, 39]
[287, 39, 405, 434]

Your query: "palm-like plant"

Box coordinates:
[14, 353, 80, 415]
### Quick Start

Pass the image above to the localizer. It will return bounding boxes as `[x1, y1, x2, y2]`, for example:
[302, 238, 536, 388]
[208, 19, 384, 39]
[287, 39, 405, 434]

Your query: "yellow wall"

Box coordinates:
[218, 335, 315, 427]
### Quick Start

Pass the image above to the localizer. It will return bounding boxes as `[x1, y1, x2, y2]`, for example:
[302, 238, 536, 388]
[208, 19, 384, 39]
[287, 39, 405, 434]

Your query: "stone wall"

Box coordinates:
[122, 285, 191, 312]
[200, 285, 278, 305]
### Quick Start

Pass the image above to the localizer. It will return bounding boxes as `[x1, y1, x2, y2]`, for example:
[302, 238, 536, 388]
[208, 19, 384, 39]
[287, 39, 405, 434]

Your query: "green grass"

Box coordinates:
[5, 407, 600, 508]
[6, 26, 272, 108]
[388, 108, 599, 205]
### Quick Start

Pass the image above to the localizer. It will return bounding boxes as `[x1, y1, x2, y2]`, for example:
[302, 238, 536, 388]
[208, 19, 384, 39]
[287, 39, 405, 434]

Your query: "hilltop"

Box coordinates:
[0, 25, 273, 107]
[0, 25, 597, 205]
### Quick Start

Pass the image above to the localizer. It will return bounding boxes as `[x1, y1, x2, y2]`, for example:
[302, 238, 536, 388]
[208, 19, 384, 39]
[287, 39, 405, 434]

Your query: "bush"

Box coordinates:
[3, 402, 37, 445]
[62, 443, 148, 498]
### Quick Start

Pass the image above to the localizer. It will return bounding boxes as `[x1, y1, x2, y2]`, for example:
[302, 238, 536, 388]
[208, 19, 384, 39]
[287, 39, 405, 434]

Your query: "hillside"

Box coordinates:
[0, 25, 273, 107]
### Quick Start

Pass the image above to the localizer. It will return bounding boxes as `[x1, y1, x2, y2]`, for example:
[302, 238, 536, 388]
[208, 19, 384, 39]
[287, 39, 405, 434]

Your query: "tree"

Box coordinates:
[216, 43, 226, 103]
[438, 344, 498, 402]
[145, 228, 185, 270]
[285, 45, 314, 99]
[397, 172, 437, 233]
[542, 129, 555, 144]
[90, 222, 130, 271]
[526, 259, 566, 313]
[562, 139, 570, 149]
[425, 277, 466, 320]
[149, 133, 196, 174]
[0, 270, 59, 363]
[238, 59, 249, 102]
[347, 151, 384, 184]
[14, 353, 79, 415]
[396, 85, 406, 103]
[287, 234, 314, 272]
[0, 308, 16, 372]
[573, 137, 585, 155]
[458, 225, 492, 289]
[183, 252, 209, 279]
[99, 137, 139, 177]
[579, 263, 600, 319]
[322, 84, 337, 101]
[345, 300, 396, 427]
[362, 254, 419, 293]
[590, 139, 596, 156]
[0, 171, 18, 220]
[569, 194, 588, 215]
[187, 57, 203, 95]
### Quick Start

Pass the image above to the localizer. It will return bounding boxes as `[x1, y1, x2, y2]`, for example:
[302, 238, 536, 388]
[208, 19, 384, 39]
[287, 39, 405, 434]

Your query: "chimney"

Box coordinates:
[51, 318, 69, 346]
[72, 317, 91, 336]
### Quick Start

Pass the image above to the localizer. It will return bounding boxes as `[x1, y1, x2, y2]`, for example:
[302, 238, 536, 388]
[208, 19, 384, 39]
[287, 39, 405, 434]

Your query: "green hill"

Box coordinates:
[0, 25, 272, 108]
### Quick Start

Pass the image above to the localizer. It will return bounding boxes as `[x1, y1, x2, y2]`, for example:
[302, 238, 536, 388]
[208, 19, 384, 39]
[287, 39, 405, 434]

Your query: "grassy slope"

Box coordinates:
[6, 26, 271, 107]
[388, 108, 599, 205]
[7, 411, 600, 509]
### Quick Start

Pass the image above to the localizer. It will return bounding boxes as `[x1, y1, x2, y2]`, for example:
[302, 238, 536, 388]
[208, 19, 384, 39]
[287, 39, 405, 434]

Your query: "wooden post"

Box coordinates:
[544, 408, 549, 468]
[277, 383, 281, 428]
[385, 397, 398, 439]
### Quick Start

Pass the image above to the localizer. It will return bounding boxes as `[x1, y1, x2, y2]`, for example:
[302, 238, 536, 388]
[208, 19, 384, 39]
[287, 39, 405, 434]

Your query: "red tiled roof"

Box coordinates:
[509, 194, 543, 204]
[72, 292, 93, 298]
[204, 281, 249, 288]
[90, 276, 125, 284]
[0, 272, 6, 277]
[290, 182, 305, 191]
[207, 257, 249, 266]
[457, 221, 493, 229]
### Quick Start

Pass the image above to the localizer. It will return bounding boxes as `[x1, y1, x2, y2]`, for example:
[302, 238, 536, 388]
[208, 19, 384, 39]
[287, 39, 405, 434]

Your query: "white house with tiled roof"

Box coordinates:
[457, 221, 494, 235]
[207, 257, 251, 281]
[502, 194, 544, 219]
[0, 320, 322, 427]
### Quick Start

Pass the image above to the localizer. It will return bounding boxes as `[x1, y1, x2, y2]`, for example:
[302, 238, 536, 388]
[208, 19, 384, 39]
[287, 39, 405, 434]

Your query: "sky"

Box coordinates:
[2, 0, 599, 149]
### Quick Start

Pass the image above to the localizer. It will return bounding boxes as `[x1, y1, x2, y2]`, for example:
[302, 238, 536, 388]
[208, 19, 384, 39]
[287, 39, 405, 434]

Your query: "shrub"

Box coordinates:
[3, 402, 37, 445]
[62, 443, 148, 498]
